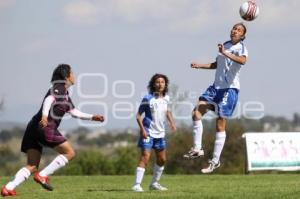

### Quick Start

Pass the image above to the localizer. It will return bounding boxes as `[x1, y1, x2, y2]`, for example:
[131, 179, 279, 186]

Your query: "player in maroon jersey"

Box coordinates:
[1, 64, 104, 197]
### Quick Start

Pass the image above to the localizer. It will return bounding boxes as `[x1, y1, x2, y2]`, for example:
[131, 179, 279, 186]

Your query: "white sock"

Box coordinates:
[193, 120, 203, 151]
[134, 167, 145, 185]
[151, 164, 164, 185]
[39, 154, 68, 177]
[6, 167, 31, 190]
[212, 131, 226, 164]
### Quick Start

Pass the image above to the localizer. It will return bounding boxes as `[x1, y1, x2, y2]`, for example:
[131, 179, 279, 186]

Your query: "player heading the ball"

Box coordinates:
[184, 23, 248, 174]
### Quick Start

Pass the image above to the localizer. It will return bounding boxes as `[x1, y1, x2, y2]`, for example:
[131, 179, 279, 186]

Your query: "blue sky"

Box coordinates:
[0, 0, 299, 129]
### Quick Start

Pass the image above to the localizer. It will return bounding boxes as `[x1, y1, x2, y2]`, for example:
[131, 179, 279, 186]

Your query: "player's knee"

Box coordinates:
[142, 155, 150, 163]
[157, 158, 166, 166]
[216, 118, 226, 132]
[66, 149, 76, 161]
[139, 157, 149, 167]
[144, 153, 152, 161]
[216, 123, 226, 132]
[192, 110, 201, 121]
[70, 150, 76, 160]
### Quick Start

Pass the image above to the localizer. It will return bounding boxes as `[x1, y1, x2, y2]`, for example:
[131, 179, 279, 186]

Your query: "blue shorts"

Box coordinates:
[199, 85, 239, 118]
[138, 136, 166, 151]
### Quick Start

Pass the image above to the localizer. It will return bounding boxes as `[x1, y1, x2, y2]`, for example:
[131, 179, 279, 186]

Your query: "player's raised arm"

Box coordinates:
[218, 43, 247, 65]
[69, 108, 104, 122]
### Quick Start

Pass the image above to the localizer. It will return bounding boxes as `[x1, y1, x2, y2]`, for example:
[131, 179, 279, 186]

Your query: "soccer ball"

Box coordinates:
[239, 1, 259, 21]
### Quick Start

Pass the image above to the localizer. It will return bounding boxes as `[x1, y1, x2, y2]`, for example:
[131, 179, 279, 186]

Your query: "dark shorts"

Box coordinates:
[21, 120, 66, 153]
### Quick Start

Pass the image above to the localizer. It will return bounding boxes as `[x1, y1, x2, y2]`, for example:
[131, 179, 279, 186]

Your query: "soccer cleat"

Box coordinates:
[201, 160, 221, 174]
[149, 183, 168, 191]
[33, 172, 54, 191]
[183, 147, 204, 159]
[132, 184, 144, 192]
[1, 186, 16, 197]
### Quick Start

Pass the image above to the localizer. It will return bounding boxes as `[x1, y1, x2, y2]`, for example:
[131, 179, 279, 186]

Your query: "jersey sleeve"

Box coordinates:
[238, 44, 248, 57]
[42, 95, 55, 117]
[166, 96, 172, 111]
[138, 96, 149, 114]
[69, 108, 93, 120]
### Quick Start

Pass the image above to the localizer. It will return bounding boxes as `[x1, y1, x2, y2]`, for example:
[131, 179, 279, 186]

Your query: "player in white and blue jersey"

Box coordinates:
[183, 23, 248, 173]
[132, 74, 176, 192]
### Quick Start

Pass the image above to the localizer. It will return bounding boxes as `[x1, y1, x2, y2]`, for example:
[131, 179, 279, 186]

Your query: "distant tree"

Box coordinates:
[0, 97, 4, 112]
[261, 115, 292, 131]
[165, 120, 247, 174]
[58, 150, 115, 175]
[71, 126, 90, 135]
[293, 113, 300, 127]
[168, 84, 191, 128]
[168, 84, 189, 114]
[0, 130, 12, 141]
[0, 128, 24, 142]
[113, 147, 137, 175]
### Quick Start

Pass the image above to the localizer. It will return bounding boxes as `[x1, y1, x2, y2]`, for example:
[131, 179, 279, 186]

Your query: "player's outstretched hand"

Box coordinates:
[191, 62, 199, 69]
[140, 129, 148, 139]
[218, 43, 225, 54]
[191, 62, 201, 69]
[92, 115, 105, 122]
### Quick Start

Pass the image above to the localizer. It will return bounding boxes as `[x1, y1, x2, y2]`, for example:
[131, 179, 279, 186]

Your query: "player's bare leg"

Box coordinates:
[54, 141, 76, 161]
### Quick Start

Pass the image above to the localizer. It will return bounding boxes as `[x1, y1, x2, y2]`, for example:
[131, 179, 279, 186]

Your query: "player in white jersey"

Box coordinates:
[183, 23, 248, 173]
[132, 74, 176, 192]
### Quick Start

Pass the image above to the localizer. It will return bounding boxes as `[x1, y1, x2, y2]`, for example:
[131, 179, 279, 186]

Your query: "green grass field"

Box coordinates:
[1, 175, 300, 199]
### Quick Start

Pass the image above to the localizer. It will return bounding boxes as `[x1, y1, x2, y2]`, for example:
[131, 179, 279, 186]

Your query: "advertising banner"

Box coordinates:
[243, 132, 300, 171]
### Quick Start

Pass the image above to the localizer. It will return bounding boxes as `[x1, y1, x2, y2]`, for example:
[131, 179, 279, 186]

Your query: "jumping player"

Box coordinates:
[132, 74, 176, 192]
[1, 64, 105, 197]
[183, 23, 248, 173]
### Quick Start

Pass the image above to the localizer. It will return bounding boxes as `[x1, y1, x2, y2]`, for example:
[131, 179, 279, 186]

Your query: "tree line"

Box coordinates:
[0, 116, 299, 175]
